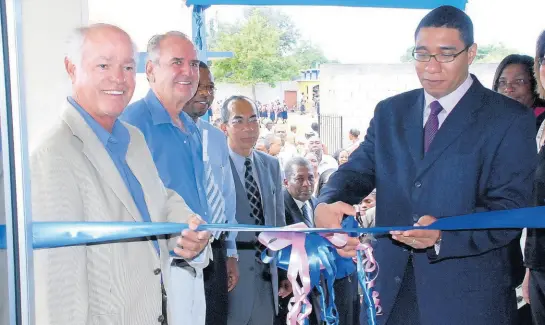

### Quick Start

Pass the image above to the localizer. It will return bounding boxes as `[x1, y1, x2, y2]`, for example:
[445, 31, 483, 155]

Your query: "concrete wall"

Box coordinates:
[213, 81, 298, 103]
[319, 63, 500, 148]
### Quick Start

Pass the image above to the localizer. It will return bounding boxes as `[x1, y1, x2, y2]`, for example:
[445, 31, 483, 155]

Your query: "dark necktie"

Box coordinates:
[244, 158, 265, 261]
[424, 101, 443, 153]
[301, 202, 313, 227]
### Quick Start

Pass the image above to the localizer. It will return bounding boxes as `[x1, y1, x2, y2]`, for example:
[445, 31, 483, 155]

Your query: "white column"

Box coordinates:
[20, 0, 89, 150]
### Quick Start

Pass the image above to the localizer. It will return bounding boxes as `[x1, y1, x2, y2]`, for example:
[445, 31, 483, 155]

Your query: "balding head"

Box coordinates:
[66, 24, 137, 69]
[64, 23, 137, 131]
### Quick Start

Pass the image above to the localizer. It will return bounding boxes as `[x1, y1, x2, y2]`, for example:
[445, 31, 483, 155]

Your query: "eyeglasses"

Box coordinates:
[229, 116, 259, 127]
[539, 57, 545, 67]
[497, 79, 529, 90]
[412, 46, 470, 63]
[197, 84, 216, 94]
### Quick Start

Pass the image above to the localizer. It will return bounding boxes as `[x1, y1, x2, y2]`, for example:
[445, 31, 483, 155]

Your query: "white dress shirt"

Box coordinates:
[293, 198, 313, 227]
[423, 74, 473, 128]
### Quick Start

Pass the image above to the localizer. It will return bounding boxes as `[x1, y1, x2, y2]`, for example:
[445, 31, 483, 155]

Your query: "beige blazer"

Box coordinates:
[31, 104, 210, 325]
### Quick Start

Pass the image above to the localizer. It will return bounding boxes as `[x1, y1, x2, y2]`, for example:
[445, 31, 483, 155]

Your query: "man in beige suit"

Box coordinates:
[31, 24, 211, 325]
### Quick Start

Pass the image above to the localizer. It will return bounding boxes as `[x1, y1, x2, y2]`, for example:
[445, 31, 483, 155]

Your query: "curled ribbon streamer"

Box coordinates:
[258, 223, 348, 325]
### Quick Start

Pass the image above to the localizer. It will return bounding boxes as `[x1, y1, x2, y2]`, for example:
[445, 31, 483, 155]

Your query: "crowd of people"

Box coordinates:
[4, 4, 545, 325]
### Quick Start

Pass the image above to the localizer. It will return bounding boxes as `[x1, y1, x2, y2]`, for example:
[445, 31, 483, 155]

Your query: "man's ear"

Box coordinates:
[220, 123, 228, 135]
[467, 43, 478, 65]
[146, 60, 155, 83]
[283, 179, 288, 187]
[64, 57, 76, 84]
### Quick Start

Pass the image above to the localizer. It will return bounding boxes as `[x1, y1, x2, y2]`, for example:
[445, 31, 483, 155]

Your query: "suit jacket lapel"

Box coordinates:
[283, 188, 304, 224]
[62, 105, 142, 222]
[417, 78, 484, 176]
[252, 151, 272, 225]
[403, 91, 425, 165]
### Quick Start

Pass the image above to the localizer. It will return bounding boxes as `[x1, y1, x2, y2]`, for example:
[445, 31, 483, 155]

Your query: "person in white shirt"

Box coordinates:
[307, 136, 338, 175]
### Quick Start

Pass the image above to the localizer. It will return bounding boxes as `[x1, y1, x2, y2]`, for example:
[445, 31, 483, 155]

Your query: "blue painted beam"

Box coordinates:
[207, 51, 234, 59]
[185, 0, 467, 9]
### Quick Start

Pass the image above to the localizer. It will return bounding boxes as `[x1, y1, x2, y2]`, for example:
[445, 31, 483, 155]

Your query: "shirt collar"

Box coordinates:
[67, 97, 129, 156]
[143, 89, 198, 134]
[293, 198, 308, 210]
[229, 148, 254, 171]
[424, 74, 473, 114]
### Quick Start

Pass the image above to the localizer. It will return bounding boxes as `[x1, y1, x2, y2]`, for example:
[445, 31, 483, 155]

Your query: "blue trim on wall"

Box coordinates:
[208, 51, 234, 59]
[185, 0, 467, 9]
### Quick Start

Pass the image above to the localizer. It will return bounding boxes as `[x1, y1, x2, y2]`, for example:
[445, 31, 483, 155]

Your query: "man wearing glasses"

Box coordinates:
[315, 5, 535, 325]
[121, 32, 212, 325]
[183, 62, 239, 325]
[220, 96, 290, 325]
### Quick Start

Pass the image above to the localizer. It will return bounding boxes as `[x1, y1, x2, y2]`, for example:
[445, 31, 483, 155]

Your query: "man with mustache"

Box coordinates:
[183, 61, 239, 325]
[122, 31, 212, 325]
[220, 95, 290, 325]
[30, 24, 210, 325]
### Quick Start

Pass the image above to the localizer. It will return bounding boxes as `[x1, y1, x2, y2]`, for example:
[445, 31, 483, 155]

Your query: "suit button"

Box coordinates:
[158, 315, 165, 323]
[249, 266, 255, 271]
[412, 214, 419, 222]
[154, 268, 161, 275]
[394, 276, 402, 284]
[414, 181, 422, 188]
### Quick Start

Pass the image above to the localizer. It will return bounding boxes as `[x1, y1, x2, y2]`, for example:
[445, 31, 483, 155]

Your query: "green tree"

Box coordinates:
[292, 40, 331, 70]
[401, 43, 518, 63]
[243, 7, 301, 55]
[211, 9, 300, 99]
[400, 46, 414, 63]
[475, 43, 517, 63]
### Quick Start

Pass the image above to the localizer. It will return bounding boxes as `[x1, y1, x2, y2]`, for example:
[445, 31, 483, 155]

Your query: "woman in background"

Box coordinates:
[493, 54, 545, 131]
[524, 29, 545, 325]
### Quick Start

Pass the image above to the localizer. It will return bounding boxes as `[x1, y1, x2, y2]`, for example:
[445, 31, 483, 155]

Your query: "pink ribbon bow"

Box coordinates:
[355, 241, 382, 315]
[258, 223, 348, 325]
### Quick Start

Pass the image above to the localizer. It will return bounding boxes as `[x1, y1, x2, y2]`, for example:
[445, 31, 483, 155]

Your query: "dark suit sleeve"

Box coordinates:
[432, 110, 536, 261]
[317, 103, 378, 206]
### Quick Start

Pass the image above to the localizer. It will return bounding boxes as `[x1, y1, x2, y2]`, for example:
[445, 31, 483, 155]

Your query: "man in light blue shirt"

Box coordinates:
[30, 24, 210, 325]
[183, 61, 239, 325]
[121, 31, 210, 325]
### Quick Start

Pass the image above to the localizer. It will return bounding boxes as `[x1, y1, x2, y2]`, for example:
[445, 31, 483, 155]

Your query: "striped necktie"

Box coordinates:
[244, 158, 266, 261]
[205, 160, 226, 239]
[301, 202, 313, 227]
[424, 101, 443, 153]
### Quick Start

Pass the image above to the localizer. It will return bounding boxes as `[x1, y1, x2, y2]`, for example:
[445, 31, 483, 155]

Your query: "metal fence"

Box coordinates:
[318, 114, 343, 155]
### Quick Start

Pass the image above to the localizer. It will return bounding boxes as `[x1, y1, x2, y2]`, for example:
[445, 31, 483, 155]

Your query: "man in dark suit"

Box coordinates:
[315, 5, 536, 325]
[277, 156, 320, 325]
[220, 95, 290, 325]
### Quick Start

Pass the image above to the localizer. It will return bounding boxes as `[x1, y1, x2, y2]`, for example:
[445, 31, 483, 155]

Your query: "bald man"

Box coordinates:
[31, 24, 210, 325]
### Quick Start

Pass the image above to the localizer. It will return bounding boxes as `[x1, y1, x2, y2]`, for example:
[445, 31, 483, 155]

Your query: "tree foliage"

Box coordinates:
[208, 7, 335, 90]
[210, 8, 299, 88]
[293, 40, 333, 70]
[400, 42, 518, 63]
[474, 43, 517, 63]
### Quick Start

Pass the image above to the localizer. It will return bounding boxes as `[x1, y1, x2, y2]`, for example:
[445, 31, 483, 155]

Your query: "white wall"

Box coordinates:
[213, 81, 298, 103]
[21, 0, 195, 150]
[22, 0, 89, 151]
[319, 63, 500, 148]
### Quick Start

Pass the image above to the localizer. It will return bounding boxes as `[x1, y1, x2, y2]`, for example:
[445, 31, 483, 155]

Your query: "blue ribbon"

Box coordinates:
[3, 205, 545, 249]
[2, 206, 545, 325]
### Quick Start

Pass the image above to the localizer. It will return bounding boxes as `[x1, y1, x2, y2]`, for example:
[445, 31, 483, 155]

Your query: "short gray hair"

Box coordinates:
[65, 24, 138, 68]
[220, 95, 257, 123]
[284, 156, 313, 180]
[263, 133, 280, 151]
[147, 31, 192, 64]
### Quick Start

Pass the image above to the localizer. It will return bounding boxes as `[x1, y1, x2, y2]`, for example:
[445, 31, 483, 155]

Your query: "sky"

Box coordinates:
[205, 0, 545, 63]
